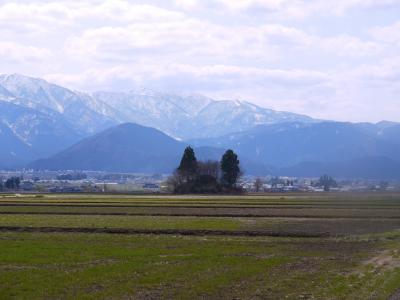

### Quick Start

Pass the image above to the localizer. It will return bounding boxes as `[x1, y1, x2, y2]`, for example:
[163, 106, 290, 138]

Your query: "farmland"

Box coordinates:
[0, 193, 400, 299]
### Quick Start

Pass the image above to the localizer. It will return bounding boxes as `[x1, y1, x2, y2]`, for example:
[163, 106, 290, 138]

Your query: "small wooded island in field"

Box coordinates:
[168, 147, 242, 194]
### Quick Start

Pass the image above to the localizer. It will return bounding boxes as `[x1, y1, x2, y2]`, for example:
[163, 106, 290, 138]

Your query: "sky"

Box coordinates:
[1, 0, 400, 123]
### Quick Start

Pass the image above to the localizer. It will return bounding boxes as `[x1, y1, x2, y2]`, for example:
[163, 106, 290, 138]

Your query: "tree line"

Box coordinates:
[0, 177, 21, 192]
[168, 147, 242, 194]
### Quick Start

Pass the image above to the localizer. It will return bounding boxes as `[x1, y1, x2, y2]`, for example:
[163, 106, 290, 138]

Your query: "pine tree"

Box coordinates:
[318, 175, 337, 192]
[220, 149, 241, 189]
[177, 146, 198, 182]
[254, 178, 263, 192]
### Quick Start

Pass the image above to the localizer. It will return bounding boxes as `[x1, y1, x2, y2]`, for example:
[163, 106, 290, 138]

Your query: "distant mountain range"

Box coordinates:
[29, 123, 228, 173]
[92, 91, 314, 139]
[1, 73, 400, 178]
[0, 74, 116, 135]
[191, 121, 400, 178]
[280, 157, 400, 180]
[191, 122, 400, 167]
[29, 121, 400, 179]
[0, 73, 316, 168]
[0, 73, 313, 140]
[0, 101, 82, 167]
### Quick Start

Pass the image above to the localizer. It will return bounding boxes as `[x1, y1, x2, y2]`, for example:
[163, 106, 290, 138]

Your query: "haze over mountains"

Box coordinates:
[191, 122, 400, 167]
[1, 74, 399, 178]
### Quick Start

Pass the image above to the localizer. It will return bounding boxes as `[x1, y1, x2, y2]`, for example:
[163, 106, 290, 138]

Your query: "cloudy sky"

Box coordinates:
[1, 0, 400, 122]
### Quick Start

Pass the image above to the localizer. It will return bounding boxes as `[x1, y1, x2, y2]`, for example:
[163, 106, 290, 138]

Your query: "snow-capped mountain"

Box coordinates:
[0, 74, 316, 140]
[0, 74, 117, 135]
[1, 74, 399, 177]
[0, 101, 82, 167]
[0, 84, 14, 100]
[92, 90, 315, 139]
[0, 73, 317, 168]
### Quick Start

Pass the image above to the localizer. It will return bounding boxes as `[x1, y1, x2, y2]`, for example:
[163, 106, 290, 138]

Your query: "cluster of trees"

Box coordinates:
[317, 174, 337, 192]
[168, 147, 242, 194]
[0, 177, 21, 191]
[56, 173, 87, 181]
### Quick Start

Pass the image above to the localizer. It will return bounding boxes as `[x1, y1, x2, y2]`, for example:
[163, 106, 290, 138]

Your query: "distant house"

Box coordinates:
[143, 183, 159, 190]
[20, 181, 35, 191]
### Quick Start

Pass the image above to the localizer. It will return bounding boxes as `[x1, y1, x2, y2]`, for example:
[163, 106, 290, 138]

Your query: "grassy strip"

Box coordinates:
[0, 232, 398, 299]
[2, 203, 400, 211]
[1, 214, 399, 236]
[0, 214, 244, 231]
[0, 205, 400, 218]
[1, 211, 400, 220]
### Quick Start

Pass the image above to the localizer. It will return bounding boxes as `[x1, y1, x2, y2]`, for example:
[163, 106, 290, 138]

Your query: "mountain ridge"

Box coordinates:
[0, 73, 317, 140]
[29, 121, 400, 178]
[29, 122, 231, 173]
[191, 121, 400, 168]
[1, 74, 399, 178]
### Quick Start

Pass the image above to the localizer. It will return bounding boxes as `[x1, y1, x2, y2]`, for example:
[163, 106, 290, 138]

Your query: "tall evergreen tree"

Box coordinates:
[177, 146, 198, 182]
[5, 177, 20, 190]
[318, 175, 337, 192]
[220, 149, 241, 189]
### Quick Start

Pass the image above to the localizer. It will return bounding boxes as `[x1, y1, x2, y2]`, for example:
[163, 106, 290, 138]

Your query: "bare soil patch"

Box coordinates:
[0, 226, 329, 238]
[364, 250, 400, 271]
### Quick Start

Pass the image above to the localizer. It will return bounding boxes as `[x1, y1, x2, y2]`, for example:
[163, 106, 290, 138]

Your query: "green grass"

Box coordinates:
[2, 192, 400, 204]
[1, 205, 400, 219]
[0, 192, 400, 299]
[0, 215, 244, 231]
[0, 232, 399, 299]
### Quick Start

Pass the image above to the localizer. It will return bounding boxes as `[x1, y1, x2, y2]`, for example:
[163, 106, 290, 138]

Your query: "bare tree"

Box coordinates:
[197, 160, 220, 179]
[166, 170, 183, 193]
[254, 177, 263, 192]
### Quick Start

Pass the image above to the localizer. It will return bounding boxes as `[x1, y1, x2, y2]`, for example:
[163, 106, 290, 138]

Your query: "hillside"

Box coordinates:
[280, 157, 400, 179]
[30, 123, 184, 173]
[29, 122, 234, 173]
[192, 122, 400, 165]
[0, 122, 33, 168]
[0, 101, 82, 164]
[191, 121, 400, 178]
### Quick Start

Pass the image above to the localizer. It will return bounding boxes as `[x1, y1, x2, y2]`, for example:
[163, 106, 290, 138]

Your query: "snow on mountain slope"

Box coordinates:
[0, 74, 116, 134]
[0, 84, 14, 100]
[0, 101, 83, 160]
[91, 91, 314, 139]
[92, 90, 217, 139]
[0, 122, 33, 168]
[0, 74, 316, 140]
[190, 100, 314, 139]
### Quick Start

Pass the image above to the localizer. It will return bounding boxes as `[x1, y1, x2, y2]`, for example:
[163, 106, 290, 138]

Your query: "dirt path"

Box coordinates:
[389, 289, 400, 300]
[0, 226, 329, 238]
[0, 211, 399, 219]
[1, 203, 399, 209]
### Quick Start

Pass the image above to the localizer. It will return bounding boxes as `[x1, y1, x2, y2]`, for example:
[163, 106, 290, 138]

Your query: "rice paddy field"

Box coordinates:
[0, 193, 400, 299]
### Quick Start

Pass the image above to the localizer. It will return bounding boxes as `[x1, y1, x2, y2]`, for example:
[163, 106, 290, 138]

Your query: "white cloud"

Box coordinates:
[0, 0, 399, 122]
[174, 0, 199, 10]
[207, 0, 400, 18]
[0, 41, 51, 62]
[169, 0, 400, 21]
[370, 21, 400, 45]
